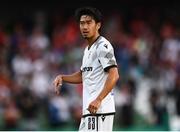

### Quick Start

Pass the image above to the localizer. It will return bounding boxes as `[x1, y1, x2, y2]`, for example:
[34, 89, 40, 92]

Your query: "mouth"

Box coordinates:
[82, 31, 89, 34]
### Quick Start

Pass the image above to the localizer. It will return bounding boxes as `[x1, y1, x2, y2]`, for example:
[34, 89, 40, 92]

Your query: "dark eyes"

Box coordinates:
[87, 21, 92, 24]
[80, 21, 92, 25]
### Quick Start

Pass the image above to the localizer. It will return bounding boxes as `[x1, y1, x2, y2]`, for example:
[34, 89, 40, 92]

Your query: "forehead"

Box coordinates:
[80, 15, 94, 21]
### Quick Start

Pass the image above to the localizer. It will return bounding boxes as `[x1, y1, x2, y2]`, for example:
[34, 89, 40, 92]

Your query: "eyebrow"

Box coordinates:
[80, 19, 93, 23]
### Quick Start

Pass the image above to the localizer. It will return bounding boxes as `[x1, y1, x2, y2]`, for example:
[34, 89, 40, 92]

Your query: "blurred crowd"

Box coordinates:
[0, 7, 180, 130]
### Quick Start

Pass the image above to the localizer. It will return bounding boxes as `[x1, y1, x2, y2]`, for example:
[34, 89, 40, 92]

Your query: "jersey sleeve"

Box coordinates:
[80, 47, 86, 72]
[97, 42, 117, 72]
[80, 66, 83, 71]
[80, 57, 84, 72]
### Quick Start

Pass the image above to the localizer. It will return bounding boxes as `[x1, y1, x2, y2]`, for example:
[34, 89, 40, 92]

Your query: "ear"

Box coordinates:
[96, 22, 101, 30]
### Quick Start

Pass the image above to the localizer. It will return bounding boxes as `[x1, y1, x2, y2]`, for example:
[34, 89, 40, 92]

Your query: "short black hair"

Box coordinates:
[75, 7, 102, 23]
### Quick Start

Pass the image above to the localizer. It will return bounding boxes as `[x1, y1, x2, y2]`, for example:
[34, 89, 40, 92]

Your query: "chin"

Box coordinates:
[83, 35, 89, 39]
[84, 36, 88, 39]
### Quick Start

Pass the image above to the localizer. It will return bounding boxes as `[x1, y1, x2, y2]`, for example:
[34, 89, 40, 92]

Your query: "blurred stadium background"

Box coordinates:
[0, 0, 180, 131]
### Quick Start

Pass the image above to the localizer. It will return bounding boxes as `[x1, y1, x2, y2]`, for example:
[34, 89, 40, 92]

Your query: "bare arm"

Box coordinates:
[88, 67, 119, 114]
[96, 67, 119, 101]
[62, 71, 82, 84]
[53, 71, 82, 94]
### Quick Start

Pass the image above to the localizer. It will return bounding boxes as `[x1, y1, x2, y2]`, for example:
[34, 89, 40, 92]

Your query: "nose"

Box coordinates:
[82, 23, 88, 30]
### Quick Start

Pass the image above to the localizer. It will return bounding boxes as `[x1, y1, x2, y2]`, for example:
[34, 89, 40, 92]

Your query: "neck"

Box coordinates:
[87, 33, 100, 47]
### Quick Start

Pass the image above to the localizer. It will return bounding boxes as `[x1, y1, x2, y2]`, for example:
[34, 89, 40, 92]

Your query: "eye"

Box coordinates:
[87, 21, 92, 25]
[80, 21, 85, 25]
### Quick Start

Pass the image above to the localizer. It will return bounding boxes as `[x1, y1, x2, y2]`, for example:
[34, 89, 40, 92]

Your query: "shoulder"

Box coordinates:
[84, 46, 88, 52]
[96, 36, 113, 51]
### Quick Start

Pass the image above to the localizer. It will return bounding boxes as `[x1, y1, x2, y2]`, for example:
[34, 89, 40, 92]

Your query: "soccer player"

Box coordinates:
[53, 7, 119, 131]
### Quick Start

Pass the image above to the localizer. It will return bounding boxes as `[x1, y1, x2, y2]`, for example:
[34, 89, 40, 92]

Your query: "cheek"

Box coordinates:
[90, 25, 97, 33]
[79, 25, 82, 30]
[79, 26, 83, 32]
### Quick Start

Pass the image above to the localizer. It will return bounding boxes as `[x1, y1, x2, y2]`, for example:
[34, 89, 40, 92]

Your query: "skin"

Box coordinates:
[53, 15, 119, 115]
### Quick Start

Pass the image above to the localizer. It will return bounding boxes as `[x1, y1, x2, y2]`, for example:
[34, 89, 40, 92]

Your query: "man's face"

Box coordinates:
[79, 15, 100, 39]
